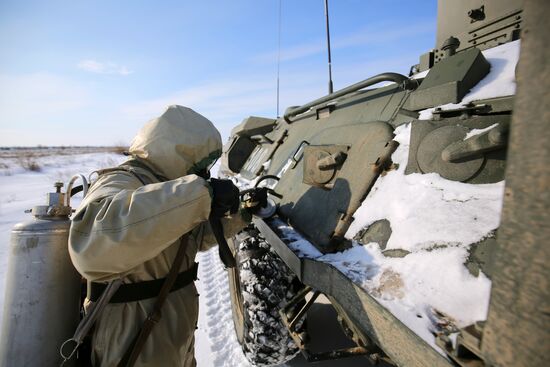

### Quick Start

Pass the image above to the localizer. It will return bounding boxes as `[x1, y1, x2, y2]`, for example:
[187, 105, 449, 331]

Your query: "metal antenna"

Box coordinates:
[276, 0, 282, 118]
[324, 0, 334, 94]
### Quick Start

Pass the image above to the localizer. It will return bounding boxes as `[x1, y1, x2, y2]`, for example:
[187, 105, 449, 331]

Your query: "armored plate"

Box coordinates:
[276, 121, 395, 252]
[406, 48, 490, 110]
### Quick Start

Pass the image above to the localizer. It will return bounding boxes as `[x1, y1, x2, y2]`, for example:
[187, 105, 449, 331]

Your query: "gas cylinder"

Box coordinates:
[0, 182, 81, 367]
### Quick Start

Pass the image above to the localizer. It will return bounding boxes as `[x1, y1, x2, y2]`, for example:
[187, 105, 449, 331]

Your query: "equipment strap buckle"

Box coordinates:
[147, 311, 161, 324]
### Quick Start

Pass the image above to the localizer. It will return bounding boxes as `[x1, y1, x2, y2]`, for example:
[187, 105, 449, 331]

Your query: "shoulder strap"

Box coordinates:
[123, 159, 169, 182]
[89, 159, 167, 190]
[94, 166, 150, 185]
[118, 234, 190, 367]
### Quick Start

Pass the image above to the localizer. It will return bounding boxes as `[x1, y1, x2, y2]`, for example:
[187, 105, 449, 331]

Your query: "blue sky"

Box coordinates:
[0, 0, 437, 146]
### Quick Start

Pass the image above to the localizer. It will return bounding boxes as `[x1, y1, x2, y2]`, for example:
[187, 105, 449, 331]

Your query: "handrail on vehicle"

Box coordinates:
[283, 72, 416, 123]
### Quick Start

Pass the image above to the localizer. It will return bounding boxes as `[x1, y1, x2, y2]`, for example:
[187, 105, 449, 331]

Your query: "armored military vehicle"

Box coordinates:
[222, 0, 549, 366]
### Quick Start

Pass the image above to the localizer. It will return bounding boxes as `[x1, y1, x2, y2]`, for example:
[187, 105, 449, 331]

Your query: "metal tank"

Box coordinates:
[0, 182, 81, 367]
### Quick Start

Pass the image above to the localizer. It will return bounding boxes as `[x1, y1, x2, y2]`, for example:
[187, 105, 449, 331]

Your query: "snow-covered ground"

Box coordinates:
[195, 248, 252, 366]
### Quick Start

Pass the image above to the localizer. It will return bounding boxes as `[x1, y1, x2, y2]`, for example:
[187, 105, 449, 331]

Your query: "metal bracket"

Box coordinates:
[432, 103, 491, 119]
[290, 140, 310, 168]
[278, 286, 375, 363]
[316, 104, 335, 119]
[436, 322, 486, 367]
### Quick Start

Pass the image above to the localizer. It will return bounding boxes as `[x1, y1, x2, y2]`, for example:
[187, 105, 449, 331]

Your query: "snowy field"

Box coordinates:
[0, 148, 254, 366]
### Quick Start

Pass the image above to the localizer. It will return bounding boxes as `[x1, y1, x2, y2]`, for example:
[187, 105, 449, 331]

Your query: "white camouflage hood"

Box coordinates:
[129, 105, 222, 180]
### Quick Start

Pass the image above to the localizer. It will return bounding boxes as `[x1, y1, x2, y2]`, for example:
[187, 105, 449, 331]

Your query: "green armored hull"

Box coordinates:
[221, 1, 549, 366]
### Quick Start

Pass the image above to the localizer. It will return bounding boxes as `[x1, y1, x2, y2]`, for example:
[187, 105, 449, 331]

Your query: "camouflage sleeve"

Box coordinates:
[68, 172, 212, 281]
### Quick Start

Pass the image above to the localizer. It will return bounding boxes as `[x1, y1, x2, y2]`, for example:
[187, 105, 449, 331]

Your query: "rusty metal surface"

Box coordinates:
[481, 0, 550, 366]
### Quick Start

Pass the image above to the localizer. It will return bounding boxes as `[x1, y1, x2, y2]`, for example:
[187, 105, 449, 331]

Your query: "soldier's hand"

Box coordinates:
[209, 178, 240, 218]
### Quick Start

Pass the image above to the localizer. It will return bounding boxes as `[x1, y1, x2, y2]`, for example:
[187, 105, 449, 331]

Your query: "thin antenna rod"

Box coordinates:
[276, 0, 282, 118]
[324, 0, 334, 94]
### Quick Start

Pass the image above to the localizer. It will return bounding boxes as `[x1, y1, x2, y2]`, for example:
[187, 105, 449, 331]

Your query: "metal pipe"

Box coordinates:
[304, 346, 370, 362]
[276, 0, 282, 117]
[254, 174, 280, 188]
[65, 174, 89, 208]
[283, 72, 413, 123]
[324, 0, 334, 94]
[289, 291, 320, 331]
[60, 279, 123, 363]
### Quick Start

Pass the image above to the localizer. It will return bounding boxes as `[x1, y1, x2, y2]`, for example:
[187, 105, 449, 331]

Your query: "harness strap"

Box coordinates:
[122, 159, 169, 182]
[118, 235, 190, 367]
[88, 262, 198, 304]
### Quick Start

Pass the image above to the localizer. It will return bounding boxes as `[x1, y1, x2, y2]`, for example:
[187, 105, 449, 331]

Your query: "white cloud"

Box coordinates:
[270, 41, 325, 63]
[77, 59, 133, 76]
[0, 51, 422, 146]
[254, 21, 434, 63]
[120, 72, 328, 140]
[335, 22, 434, 49]
[120, 50, 423, 142]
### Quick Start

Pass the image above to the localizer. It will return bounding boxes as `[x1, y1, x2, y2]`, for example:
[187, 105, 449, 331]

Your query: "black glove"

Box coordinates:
[209, 178, 240, 218]
[244, 187, 268, 214]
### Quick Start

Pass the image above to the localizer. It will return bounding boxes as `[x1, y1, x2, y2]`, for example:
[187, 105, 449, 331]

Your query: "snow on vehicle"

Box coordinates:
[221, 1, 549, 366]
